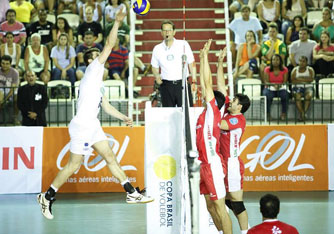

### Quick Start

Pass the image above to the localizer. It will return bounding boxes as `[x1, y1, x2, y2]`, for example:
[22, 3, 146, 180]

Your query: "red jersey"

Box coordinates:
[219, 110, 246, 160]
[248, 220, 299, 234]
[196, 98, 224, 164]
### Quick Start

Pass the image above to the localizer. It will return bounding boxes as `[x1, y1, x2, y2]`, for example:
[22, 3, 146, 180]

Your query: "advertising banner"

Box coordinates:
[328, 124, 334, 190]
[0, 127, 43, 194]
[41, 127, 145, 192]
[145, 107, 191, 234]
[240, 125, 328, 191]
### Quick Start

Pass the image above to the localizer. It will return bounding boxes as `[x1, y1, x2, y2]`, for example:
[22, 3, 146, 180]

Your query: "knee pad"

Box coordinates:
[231, 201, 246, 215]
[225, 199, 233, 210]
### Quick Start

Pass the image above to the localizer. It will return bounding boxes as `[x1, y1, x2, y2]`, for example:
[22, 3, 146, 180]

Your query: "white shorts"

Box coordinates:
[68, 117, 107, 155]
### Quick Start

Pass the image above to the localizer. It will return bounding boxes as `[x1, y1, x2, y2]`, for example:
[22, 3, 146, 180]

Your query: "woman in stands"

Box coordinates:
[105, 0, 127, 25]
[257, 0, 281, 33]
[234, 30, 261, 79]
[263, 54, 289, 121]
[50, 33, 76, 86]
[313, 30, 334, 77]
[52, 17, 75, 47]
[285, 15, 304, 45]
[24, 33, 50, 84]
[312, 7, 334, 43]
[281, 0, 306, 37]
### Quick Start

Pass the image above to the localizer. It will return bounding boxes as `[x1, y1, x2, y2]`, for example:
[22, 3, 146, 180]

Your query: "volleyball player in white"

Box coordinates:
[37, 8, 153, 220]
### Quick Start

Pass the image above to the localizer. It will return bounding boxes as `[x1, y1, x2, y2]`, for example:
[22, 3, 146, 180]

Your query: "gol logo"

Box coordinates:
[153, 155, 176, 180]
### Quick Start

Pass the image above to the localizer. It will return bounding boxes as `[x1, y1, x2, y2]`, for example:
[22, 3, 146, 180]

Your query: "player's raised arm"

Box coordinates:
[98, 7, 127, 64]
[199, 49, 206, 99]
[202, 39, 214, 102]
[217, 48, 228, 96]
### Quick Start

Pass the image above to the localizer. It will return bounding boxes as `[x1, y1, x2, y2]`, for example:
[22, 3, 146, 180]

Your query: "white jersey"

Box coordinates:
[75, 58, 105, 121]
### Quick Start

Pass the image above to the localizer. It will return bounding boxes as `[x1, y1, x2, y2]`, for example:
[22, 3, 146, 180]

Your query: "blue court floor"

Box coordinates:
[0, 191, 333, 234]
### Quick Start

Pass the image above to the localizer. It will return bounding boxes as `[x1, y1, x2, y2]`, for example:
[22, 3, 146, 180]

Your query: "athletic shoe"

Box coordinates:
[126, 189, 154, 204]
[37, 193, 55, 219]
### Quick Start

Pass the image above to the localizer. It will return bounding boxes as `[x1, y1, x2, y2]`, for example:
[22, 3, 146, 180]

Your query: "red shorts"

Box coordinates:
[200, 157, 227, 201]
[224, 157, 244, 193]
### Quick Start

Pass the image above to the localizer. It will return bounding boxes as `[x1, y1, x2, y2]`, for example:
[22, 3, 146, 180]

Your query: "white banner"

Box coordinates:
[0, 127, 43, 194]
[145, 106, 218, 234]
[328, 124, 334, 190]
[145, 107, 192, 234]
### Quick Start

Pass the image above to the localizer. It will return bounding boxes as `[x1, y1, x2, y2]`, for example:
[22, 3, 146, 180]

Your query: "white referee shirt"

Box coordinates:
[75, 58, 105, 121]
[151, 38, 195, 81]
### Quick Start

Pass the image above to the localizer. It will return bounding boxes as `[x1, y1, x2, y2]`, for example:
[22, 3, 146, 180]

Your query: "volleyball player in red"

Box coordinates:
[219, 58, 251, 233]
[196, 40, 232, 234]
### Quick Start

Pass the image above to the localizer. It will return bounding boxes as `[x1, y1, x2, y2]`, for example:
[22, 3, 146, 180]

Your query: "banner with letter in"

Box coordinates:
[145, 107, 191, 234]
[240, 125, 328, 191]
[328, 124, 334, 190]
[0, 127, 43, 194]
[42, 127, 145, 192]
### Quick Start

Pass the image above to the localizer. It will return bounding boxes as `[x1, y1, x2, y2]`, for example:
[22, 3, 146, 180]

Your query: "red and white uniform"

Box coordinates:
[220, 102, 246, 192]
[248, 219, 299, 234]
[196, 98, 226, 200]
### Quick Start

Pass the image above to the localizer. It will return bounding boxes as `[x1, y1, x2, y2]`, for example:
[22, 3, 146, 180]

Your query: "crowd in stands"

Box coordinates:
[229, 0, 334, 121]
[1, 0, 334, 125]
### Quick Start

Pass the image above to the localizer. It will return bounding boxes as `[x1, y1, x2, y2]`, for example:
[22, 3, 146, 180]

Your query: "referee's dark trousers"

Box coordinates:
[159, 79, 193, 107]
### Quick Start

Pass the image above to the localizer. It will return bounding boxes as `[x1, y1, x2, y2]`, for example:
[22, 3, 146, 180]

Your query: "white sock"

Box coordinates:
[219, 231, 223, 234]
[241, 230, 248, 234]
[141, 65, 146, 71]
[51, 184, 58, 192]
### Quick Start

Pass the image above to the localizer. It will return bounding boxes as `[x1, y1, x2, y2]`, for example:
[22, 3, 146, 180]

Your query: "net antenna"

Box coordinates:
[181, 0, 200, 233]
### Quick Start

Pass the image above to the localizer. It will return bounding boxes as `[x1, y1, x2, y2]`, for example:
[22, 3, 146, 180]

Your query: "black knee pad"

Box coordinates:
[231, 201, 246, 215]
[225, 199, 233, 210]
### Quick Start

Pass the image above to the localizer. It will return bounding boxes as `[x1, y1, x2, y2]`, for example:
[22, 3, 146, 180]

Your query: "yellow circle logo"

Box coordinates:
[153, 155, 176, 180]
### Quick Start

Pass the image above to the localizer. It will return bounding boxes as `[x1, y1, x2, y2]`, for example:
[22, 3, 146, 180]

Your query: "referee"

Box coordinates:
[151, 20, 197, 107]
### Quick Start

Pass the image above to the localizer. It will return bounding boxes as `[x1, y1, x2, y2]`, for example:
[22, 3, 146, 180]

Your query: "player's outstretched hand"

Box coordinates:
[124, 117, 133, 127]
[202, 39, 212, 55]
[115, 6, 127, 22]
[218, 47, 227, 62]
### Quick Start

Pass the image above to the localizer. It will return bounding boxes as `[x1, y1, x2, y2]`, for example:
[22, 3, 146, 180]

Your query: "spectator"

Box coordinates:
[50, 33, 76, 86]
[34, 0, 55, 14]
[234, 30, 261, 79]
[76, 30, 106, 80]
[229, 0, 259, 17]
[312, 8, 334, 43]
[288, 27, 316, 72]
[311, 0, 327, 8]
[17, 70, 48, 126]
[151, 20, 197, 107]
[105, 36, 140, 97]
[0, 0, 10, 23]
[285, 15, 304, 45]
[52, 17, 75, 47]
[260, 23, 287, 82]
[24, 33, 51, 84]
[0, 55, 19, 124]
[281, 0, 306, 37]
[77, 6, 103, 45]
[79, 0, 102, 23]
[9, 0, 36, 26]
[291, 56, 315, 121]
[105, 0, 127, 26]
[257, 0, 281, 33]
[229, 5, 262, 65]
[313, 30, 334, 77]
[57, 0, 77, 15]
[0, 9, 27, 47]
[29, 9, 54, 51]
[248, 194, 299, 234]
[105, 19, 129, 47]
[263, 54, 289, 121]
[0, 32, 21, 71]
